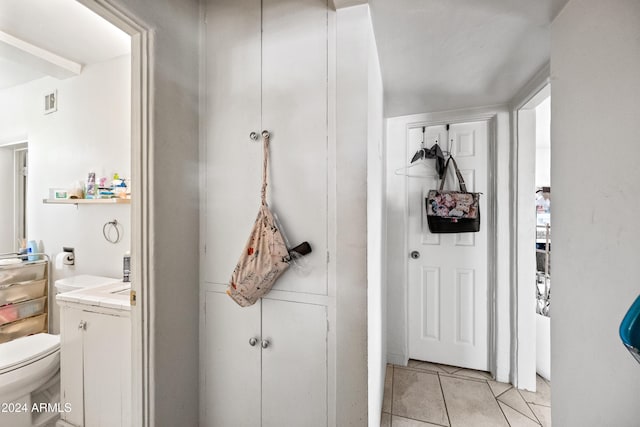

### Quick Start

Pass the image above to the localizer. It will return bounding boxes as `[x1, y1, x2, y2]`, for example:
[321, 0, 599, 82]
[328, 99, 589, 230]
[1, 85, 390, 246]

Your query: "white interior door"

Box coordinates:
[407, 121, 489, 371]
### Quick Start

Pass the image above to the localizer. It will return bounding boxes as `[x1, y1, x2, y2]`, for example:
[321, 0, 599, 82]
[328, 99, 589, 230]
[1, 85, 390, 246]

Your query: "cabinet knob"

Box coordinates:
[249, 337, 258, 347]
[78, 320, 87, 330]
[261, 339, 270, 349]
[249, 132, 259, 141]
[261, 130, 270, 139]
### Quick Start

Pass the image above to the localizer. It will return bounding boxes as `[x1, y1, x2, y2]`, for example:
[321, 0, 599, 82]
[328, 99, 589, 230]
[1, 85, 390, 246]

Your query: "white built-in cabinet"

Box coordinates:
[58, 305, 131, 427]
[205, 293, 327, 426]
[203, 0, 333, 425]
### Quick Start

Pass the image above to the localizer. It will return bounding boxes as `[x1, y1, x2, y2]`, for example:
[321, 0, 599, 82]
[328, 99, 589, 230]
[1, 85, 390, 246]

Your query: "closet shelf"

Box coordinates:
[43, 198, 130, 205]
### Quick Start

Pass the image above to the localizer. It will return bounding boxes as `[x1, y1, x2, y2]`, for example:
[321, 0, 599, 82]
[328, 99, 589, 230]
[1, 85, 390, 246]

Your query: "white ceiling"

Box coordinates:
[0, 0, 130, 90]
[369, 0, 569, 117]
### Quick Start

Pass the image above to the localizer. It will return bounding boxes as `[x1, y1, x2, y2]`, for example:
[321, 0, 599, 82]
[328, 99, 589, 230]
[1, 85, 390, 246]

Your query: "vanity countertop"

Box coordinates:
[56, 281, 131, 311]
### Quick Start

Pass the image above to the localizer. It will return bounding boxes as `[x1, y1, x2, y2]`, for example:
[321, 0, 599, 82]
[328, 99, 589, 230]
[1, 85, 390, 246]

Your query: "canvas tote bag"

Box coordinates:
[227, 132, 290, 307]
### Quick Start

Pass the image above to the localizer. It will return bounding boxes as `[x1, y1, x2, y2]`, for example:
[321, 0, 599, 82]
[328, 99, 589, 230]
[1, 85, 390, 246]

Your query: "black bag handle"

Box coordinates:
[439, 156, 467, 192]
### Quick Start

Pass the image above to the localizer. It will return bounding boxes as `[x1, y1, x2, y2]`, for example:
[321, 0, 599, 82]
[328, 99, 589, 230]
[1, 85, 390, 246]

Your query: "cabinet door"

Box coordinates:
[205, 292, 261, 427]
[261, 299, 327, 427]
[204, 0, 262, 286]
[262, 0, 329, 295]
[59, 307, 85, 426]
[82, 311, 131, 427]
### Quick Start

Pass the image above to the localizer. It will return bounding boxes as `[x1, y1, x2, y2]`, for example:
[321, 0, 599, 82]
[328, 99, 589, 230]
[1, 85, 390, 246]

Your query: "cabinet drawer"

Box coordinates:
[0, 314, 47, 343]
[0, 279, 47, 306]
[0, 296, 47, 326]
[0, 262, 46, 287]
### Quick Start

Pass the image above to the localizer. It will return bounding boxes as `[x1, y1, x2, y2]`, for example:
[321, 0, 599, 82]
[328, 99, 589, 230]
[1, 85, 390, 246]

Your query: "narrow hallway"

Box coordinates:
[382, 361, 551, 427]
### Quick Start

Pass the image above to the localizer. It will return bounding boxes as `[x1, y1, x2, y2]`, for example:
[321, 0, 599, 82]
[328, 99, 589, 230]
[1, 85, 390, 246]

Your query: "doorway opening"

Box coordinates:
[534, 96, 551, 382]
[0, 141, 27, 253]
[515, 83, 551, 393]
[0, 0, 151, 424]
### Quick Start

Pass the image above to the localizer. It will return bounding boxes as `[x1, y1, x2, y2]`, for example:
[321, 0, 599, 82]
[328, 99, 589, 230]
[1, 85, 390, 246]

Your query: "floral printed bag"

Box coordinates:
[425, 156, 481, 233]
[227, 132, 290, 307]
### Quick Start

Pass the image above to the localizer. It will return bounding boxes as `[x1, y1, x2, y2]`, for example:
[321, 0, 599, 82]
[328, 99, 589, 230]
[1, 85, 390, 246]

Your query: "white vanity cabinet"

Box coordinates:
[205, 292, 327, 427]
[57, 284, 131, 427]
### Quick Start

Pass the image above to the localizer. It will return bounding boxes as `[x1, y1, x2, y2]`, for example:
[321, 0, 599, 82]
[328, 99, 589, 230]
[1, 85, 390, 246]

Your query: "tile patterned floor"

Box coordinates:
[381, 360, 551, 427]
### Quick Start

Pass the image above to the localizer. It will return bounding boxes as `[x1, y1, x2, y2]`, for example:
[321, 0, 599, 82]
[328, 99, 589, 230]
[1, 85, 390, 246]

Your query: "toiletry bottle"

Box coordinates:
[86, 172, 96, 199]
[27, 240, 38, 261]
[123, 251, 131, 282]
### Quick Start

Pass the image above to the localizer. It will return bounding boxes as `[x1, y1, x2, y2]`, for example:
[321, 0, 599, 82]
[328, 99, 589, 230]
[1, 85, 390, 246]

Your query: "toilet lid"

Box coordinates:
[0, 333, 60, 374]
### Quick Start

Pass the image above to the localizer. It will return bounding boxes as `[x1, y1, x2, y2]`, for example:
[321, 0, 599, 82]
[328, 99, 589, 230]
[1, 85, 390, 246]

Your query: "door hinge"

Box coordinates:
[130, 290, 137, 306]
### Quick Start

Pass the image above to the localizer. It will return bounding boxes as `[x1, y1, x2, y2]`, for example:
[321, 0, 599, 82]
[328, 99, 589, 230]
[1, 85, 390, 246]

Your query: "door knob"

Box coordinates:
[261, 339, 270, 349]
[410, 251, 420, 259]
[249, 337, 258, 347]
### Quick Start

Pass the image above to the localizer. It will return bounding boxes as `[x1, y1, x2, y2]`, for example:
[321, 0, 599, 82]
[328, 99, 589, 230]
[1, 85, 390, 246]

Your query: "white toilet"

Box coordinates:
[0, 333, 61, 427]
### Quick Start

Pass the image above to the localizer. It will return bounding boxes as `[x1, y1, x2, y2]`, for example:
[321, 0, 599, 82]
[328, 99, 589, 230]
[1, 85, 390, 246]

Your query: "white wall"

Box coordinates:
[0, 56, 132, 280]
[93, 1, 201, 425]
[0, 85, 27, 146]
[551, 1, 640, 425]
[366, 5, 386, 426]
[385, 106, 513, 383]
[336, 5, 370, 424]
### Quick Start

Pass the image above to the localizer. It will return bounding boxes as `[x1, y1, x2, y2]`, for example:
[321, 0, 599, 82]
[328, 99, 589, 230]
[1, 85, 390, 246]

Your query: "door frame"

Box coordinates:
[387, 108, 500, 377]
[13, 144, 28, 248]
[510, 64, 551, 391]
[75, 1, 151, 424]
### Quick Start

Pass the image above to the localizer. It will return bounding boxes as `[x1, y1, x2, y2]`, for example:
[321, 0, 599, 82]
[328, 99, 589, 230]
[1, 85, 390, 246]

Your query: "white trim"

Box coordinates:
[326, 7, 338, 426]
[510, 66, 551, 390]
[510, 62, 551, 110]
[74, 1, 152, 425]
[331, 0, 367, 9]
[0, 30, 82, 79]
[13, 144, 28, 250]
[198, 0, 208, 424]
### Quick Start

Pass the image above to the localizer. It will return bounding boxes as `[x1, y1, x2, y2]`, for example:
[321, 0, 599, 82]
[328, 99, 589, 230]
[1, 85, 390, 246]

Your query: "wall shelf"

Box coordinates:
[43, 198, 130, 205]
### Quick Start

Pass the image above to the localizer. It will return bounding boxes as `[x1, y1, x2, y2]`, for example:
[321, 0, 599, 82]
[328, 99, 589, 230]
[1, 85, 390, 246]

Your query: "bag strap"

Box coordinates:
[438, 156, 468, 192]
[261, 131, 270, 205]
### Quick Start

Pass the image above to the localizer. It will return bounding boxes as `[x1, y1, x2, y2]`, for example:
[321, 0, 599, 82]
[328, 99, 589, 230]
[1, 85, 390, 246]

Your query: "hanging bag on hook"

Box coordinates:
[425, 156, 481, 233]
[226, 132, 291, 307]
